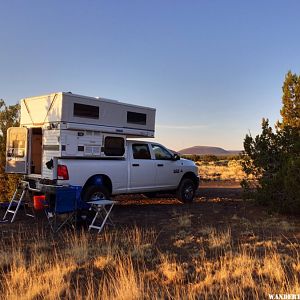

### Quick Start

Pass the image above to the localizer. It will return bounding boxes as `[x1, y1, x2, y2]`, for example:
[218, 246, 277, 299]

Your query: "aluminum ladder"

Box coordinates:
[2, 182, 34, 223]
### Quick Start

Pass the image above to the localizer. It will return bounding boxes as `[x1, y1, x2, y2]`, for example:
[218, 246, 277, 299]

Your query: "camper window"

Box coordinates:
[127, 112, 147, 125]
[73, 103, 99, 119]
[104, 137, 125, 156]
[7, 130, 26, 158]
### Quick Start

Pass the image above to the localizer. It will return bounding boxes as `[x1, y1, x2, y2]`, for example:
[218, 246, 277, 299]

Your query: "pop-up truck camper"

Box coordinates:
[7, 92, 155, 175]
[5, 92, 199, 222]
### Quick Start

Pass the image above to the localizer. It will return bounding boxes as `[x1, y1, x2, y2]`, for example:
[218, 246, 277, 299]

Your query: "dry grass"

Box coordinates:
[177, 213, 192, 228]
[198, 159, 255, 181]
[208, 227, 231, 249]
[0, 224, 300, 299]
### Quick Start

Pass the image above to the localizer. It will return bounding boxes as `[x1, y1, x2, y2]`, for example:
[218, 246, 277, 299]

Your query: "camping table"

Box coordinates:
[87, 200, 118, 233]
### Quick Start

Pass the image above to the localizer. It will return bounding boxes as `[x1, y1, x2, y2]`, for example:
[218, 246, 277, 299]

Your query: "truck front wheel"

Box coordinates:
[176, 178, 196, 203]
[83, 185, 110, 202]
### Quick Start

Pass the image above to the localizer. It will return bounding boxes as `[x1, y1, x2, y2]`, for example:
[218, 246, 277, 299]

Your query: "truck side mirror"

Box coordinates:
[172, 154, 180, 161]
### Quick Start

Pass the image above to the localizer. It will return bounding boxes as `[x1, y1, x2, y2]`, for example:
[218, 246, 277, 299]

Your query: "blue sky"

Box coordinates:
[1, 1, 300, 151]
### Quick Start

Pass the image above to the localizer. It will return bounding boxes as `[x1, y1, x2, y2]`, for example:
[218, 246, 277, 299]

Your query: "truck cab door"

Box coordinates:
[6, 127, 29, 174]
[151, 144, 182, 188]
[128, 143, 156, 192]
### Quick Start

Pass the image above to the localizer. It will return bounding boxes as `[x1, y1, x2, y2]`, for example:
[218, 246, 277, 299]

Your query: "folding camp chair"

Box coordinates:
[45, 187, 78, 232]
[87, 200, 118, 233]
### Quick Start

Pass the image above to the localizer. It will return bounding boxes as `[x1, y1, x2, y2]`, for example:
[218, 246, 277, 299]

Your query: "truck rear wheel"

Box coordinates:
[83, 185, 110, 202]
[176, 178, 196, 203]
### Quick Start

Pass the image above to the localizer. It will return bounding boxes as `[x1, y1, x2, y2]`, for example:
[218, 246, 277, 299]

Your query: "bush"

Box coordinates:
[242, 121, 299, 213]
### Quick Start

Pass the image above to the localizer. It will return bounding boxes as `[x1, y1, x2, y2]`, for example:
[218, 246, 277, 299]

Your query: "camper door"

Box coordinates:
[6, 127, 29, 174]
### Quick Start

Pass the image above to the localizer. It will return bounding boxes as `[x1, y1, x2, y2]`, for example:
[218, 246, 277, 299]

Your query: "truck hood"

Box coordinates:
[180, 158, 197, 167]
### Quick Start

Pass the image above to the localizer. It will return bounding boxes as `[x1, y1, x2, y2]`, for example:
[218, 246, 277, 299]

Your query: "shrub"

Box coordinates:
[242, 71, 300, 213]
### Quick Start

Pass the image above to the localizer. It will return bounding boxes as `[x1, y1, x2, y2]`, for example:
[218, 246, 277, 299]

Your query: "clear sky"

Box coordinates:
[1, 1, 300, 151]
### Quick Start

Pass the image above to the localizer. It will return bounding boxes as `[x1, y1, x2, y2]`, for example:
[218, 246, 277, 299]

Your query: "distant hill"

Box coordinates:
[179, 146, 242, 156]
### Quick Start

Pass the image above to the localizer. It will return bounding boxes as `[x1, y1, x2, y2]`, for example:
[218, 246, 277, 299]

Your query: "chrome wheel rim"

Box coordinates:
[184, 185, 194, 200]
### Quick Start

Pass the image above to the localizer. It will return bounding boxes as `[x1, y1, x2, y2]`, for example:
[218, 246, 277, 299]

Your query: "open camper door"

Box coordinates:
[6, 127, 29, 174]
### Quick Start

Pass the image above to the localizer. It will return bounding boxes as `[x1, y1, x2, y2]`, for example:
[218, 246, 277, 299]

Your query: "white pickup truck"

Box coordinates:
[7, 128, 199, 203]
[52, 140, 199, 203]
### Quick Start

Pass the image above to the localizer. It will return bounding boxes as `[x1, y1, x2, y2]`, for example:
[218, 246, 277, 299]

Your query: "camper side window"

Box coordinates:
[73, 103, 99, 119]
[104, 137, 125, 156]
[127, 112, 147, 125]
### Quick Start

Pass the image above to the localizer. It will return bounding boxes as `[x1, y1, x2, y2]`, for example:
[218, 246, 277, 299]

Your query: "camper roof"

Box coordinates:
[20, 92, 156, 137]
[21, 92, 155, 111]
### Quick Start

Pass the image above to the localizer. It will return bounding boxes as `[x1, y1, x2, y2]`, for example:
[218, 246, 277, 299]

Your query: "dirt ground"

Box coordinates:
[1, 181, 299, 258]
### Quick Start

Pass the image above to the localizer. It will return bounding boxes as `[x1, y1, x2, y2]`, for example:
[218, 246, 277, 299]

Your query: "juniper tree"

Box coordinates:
[280, 71, 300, 129]
[242, 72, 300, 213]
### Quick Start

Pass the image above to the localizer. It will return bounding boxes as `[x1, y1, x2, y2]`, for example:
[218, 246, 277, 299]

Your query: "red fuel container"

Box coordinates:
[33, 195, 46, 210]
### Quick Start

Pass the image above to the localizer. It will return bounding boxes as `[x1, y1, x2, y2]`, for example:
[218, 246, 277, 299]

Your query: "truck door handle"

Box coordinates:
[132, 163, 140, 167]
[157, 164, 164, 167]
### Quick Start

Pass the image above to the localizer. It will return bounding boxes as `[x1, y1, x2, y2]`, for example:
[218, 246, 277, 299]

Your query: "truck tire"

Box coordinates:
[176, 178, 196, 203]
[83, 185, 110, 202]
